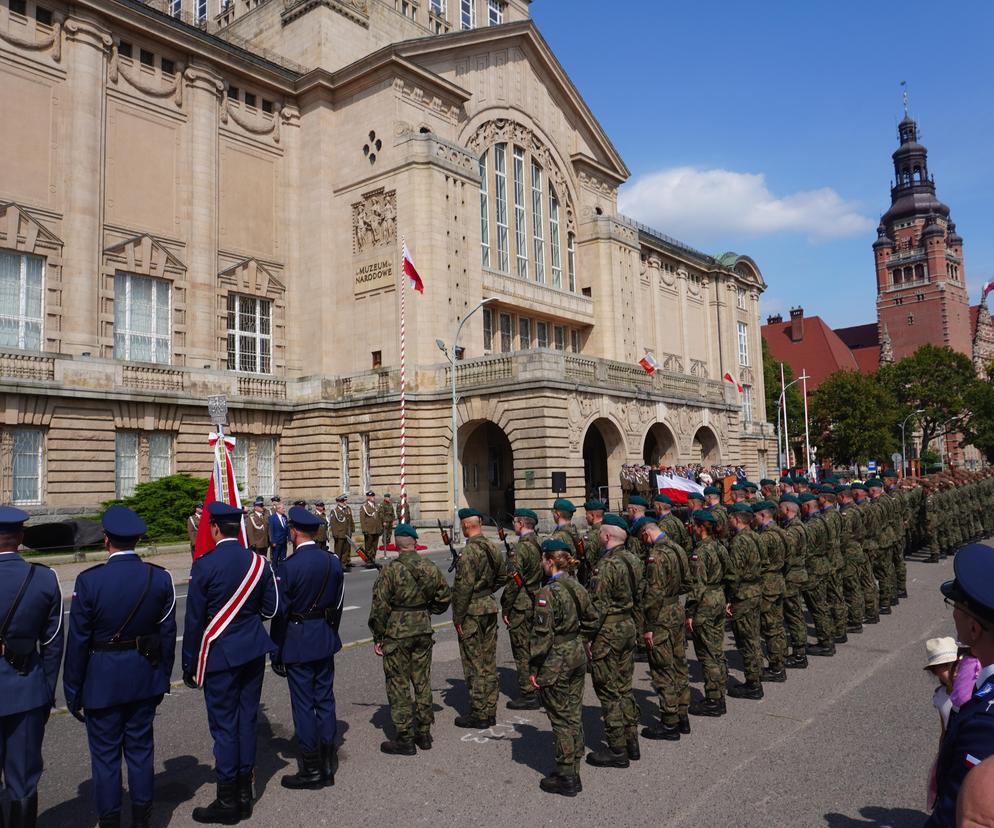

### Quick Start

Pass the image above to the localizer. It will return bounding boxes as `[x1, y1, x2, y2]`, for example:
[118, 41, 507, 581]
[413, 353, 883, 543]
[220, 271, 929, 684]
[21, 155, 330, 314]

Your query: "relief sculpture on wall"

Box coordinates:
[352, 189, 397, 254]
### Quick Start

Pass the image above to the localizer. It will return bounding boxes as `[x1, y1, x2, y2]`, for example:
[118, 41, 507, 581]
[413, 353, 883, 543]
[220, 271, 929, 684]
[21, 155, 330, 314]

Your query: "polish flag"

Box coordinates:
[655, 473, 705, 506]
[639, 352, 658, 375]
[723, 372, 744, 393]
[964, 753, 982, 769]
[983, 280, 994, 300]
[402, 242, 424, 294]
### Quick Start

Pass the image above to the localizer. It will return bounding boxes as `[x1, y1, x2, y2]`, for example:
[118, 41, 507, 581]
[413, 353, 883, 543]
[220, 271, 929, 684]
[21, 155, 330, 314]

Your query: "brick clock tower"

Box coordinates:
[872, 113, 971, 361]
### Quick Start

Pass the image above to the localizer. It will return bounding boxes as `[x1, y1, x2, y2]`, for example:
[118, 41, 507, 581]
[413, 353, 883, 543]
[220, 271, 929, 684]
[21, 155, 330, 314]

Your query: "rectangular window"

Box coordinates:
[226, 294, 272, 374]
[736, 287, 746, 310]
[139, 49, 155, 67]
[8, 0, 25, 14]
[512, 146, 528, 279]
[742, 385, 754, 424]
[227, 85, 239, 101]
[487, 0, 502, 25]
[361, 433, 371, 494]
[148, 432, 172, 481]
[460, 0, 474, 28]
[11, 429, 42, 504]
[570, 329, 580, 353]
[340, 435, 350, 494]
[536, 321, 548, 349]
[554, 325, 566, 351]
[169, 0, 182, 17]
[531, 160, 545, 284]
[0, 250, 43, 351]
[482, 307, 493, 351]
[244, 92, 257, 109]
[493, 144, 509, 272]
[160, 57, 175, 76]
[737, 321, 749, 367]
[488, 445, 502, 487]
[371, 350, 382, 368]
[256, 438, 275, 497]
[479, 152, 490, 268]
[549, 187, 562, 289]
[35, 6, 52, 25]
[429, 0, 446, 15]
[262, 99, 274, 114]
[567, 233, 576, 293]
[231, 438, 248, 493]
[118, 41, 133, 59]
[499, 312, 512, 353]
[114, 273, 170, 364]
[196, 0, 207, 22]
[115, 431, 139, 498]
[518, 317, 531, 350]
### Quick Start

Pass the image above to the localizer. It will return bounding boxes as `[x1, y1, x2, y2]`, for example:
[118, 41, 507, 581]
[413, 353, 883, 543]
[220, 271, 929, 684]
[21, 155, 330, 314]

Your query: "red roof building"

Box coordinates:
[761, 308, 860, 389]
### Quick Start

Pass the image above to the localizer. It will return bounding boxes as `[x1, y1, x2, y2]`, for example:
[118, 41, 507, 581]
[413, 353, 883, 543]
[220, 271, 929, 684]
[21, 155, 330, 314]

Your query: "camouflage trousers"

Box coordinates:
[646, 609, 689, 725]
[382, 633, 435, 739]
[730, 596, 762, 684]
[333, 537, 351, 567]
[506, 609, 536, 699]
[759, 588, 788, 671]
[782, 582, 808, 654]
[539, 663, 586, 776]
[825, 566, 847, 639]
[843, 549, 866, 626]
[891, 539, 907, 596]
[858, 545, 879, 620]
[802, 577, 833, 644]
[868, 543, 894, 610]
[458, 613, 499, 719]
[590, 620, 638, 749]
[691, 600, 728, 700]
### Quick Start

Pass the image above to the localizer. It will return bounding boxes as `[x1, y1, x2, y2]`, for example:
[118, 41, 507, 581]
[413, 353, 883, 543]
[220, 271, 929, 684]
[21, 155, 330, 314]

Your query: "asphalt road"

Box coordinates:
[40, 547, 958, 827]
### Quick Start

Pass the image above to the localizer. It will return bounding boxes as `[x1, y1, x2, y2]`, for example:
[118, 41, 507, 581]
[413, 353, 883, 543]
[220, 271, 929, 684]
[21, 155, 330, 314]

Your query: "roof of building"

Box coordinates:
[761, 313, 860, 389]
[834, 323, 880, 350]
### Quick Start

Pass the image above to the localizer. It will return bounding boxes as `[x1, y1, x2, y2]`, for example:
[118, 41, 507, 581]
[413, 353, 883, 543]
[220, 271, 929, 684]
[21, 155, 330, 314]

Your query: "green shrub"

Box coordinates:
[102, 474, 209, 542]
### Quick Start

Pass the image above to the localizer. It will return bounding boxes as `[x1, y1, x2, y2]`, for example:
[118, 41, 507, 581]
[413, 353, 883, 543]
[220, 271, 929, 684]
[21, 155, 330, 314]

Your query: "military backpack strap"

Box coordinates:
[618, 553, 638, 603]
[395, 555, 433, 609]
[557, 576, 584, 620]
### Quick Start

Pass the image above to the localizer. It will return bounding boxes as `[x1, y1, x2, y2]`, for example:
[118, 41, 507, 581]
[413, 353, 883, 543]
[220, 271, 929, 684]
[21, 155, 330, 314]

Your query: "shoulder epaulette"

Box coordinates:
[78, 562, 106, 575]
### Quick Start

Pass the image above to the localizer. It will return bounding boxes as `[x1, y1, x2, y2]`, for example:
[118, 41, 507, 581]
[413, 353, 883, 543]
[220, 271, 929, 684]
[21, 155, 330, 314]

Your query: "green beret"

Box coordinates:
[627, 495, 649, 508]
[652, 493, 673, 506]
[730, 483, 746, 492]
[851, 482, 868, 492]
[703, 486, 722, 496]
[584, 499, 606, 511]
[759, 479, 776, 487]
[691, 509, 717, 525]
[836, 484, 852, 493]
[393, 523, 418, 539]
[881, 469, 898, 478]
[779, 494, 800, 506]
[687, 491, 706, 502]
[631, 516, 657, 534]
[541, 538, 570, 553]
[601, 513, 629, 532]
[728, 502, 754, 516]
[743, 481, 759, 491]
[779, 476, 792, 484]
[866, 478, 883, 488]
[552, 498, 576, 514]
[751, 500, 776, 513]
[817, 485, 836, 496]
[798, 493, 819, 504]
[514, 508, 539, 523]
[458, 508, 484, 520]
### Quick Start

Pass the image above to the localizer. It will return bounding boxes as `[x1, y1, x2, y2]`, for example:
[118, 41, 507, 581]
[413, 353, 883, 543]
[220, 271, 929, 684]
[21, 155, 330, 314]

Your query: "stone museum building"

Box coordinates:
[0, 0, 773, 519]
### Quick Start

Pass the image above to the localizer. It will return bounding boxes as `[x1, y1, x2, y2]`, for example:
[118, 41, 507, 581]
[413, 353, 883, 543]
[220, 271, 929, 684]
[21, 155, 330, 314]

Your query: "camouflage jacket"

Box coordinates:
[779, 518, 808, 587]
[451, 534, 505, 624]
[659, 513, 691, 553]
[754, 521, 787, 594]
[802, 513, 830, 578]
[551, 523, 581, 556]
[377, 501, 397, 525]
[838, 503, 862, 554]
[723, 526, 763, 602]
[501, 532, 543, 618]
[529, 574, 598, 686]
[685, 537, 725, 618]
[368, 551, 451, 642]
[822, 507, 844, 569]
[588, 544, 643, 649]
[638, 534, 688, 632]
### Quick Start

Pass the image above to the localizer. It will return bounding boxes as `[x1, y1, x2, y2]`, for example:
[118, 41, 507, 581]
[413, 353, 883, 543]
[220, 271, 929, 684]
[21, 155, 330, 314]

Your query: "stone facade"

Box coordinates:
[0, 0, 773, 519]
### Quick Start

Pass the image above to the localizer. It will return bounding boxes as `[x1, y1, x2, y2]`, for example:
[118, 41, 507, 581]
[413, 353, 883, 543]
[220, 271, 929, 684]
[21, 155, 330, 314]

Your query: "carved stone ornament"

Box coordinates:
[662, 353, 684, 373]
[220, 98, 283, 142]
[0, 11, 63, 61]
[879, 322, 895, 365]
[567, 394, 597, 445]
[690, 359, 709, 378]
[110, 43, 185, 107]
[352, 189, 397, 254]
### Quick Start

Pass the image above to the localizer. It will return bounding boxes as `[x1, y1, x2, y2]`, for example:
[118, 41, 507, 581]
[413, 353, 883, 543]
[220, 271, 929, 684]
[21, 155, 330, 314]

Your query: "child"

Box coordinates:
[924, 636, 960, 810]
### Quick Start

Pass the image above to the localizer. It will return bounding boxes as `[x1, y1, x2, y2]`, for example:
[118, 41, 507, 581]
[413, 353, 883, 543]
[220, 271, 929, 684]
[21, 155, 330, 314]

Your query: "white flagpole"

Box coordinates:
[399, 237, 409, 523]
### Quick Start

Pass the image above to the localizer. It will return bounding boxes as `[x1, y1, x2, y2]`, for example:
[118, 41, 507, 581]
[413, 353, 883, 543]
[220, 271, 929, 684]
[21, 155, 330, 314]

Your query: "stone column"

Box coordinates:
[61, 15, 112, 355]
[183, 65, 224, 366]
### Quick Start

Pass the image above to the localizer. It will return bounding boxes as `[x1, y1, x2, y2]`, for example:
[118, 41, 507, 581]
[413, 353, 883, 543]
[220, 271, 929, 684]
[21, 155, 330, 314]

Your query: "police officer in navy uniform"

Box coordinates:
[269, 506, 344, 790]
[182, 501, 279, 825]
[63, 505, 177, 828]
[928, 542, 994, 827]
[0, 506, 63, 828]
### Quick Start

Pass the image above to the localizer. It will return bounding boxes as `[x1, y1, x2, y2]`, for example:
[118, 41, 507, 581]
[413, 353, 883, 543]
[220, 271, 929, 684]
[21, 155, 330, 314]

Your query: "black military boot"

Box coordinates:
[785, 651, 808, 669]
[898, 589, 909, 599]
[807, 641, 836, 656]
[414, 732, 432, 751]
[586, 746, 629, 768]
[625, 735, 640, 761]
[131, 802, 152, 828]
[678, 715, 691, 734]
[236, 771, 254, 819]
[864, 615, 880, 624]
[847, 623, 864, 634]
[380, 738, 417, 756]
[688, 696, 726, 717]
[762, 666, 787, 683]
[192, 781, 240, 825]
[454, 714, 495, 729]
[833, 633, 849, 645]
[282, 752, 324, 790]
[10, 796, 38, 828]
[96, 813, 120, 828]
[539, 773, 582, 796]
[641, 721, 681, 741]
[928, 552, 939, 563]
[320, 743, 337, 785]
[728, 681, 764, 700]
[879, 605, 892, 615]
[506, 695, 540, 711]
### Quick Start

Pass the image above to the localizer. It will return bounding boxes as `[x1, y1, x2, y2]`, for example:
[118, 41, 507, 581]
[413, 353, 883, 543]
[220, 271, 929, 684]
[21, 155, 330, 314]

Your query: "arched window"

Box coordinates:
[892, 268, 901, 285]
[913, 166, 922, 183]
[914, 263, 925, 281]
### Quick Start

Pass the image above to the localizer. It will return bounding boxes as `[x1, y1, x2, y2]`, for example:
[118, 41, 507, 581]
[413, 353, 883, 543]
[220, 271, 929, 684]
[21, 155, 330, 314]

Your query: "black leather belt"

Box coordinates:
[92, 640, 139, 652]
[290, 609, 328, 623]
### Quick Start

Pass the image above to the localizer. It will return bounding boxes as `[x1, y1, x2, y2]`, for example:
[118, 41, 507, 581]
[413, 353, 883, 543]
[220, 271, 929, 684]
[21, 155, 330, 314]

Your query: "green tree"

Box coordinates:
[962, 363, 994, 462]
[102, 473, 209, 542]
[878, 345, 979, 456]
[762, 338, 805, 467]
[811, 369, 899, 467]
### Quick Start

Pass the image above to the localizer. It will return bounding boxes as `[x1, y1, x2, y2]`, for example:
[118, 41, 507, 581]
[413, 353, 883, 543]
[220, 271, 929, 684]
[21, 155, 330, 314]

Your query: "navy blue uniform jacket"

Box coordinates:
[270, 542, 344, 665]
[269, 513, 288, 547]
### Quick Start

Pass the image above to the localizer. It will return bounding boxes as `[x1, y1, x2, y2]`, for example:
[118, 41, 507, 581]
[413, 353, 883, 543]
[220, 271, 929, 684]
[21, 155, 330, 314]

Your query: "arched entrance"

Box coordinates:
[459, 420, 514, 518]
[692, 426, 720, 464]
[643, 423, 678, 465]
[582, 418, 626, 511]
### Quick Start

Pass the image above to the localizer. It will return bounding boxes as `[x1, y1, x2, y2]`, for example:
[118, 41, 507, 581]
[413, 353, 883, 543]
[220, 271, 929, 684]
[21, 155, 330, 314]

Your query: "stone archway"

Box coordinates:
[643, 422, 678, 465]
[692, 426, 721, 465]
[459, 420, 514, 518]
[582, 417, 626, 511]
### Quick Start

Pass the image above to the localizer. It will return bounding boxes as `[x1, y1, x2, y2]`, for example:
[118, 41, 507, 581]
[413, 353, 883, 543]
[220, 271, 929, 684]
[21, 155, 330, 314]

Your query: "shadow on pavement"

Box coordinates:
[824, 806, 929, 827]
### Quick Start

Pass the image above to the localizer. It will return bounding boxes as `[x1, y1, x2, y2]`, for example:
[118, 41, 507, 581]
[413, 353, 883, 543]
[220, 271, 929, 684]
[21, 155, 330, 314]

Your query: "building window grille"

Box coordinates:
[0, 250, 43, 351]
[487, 0, 502, 24]
[361, 433, 371, 494]
[459, 0, 474, 28]
[518, 317, 531, 350]
[549, 187, 562, 289]
[493, 144, 509, 272]
[149, 432, 172, 481]
[531, 160, 545, 284]
[226, 294, 272, 374]
[482, 307, 493, 352]
[499, 312, 512, 353]
[114, 273, 170, 364]
[512, 147, 528, 279]
[479, 152, 490, 268]
[115, 431, 139, 498]
[11, 428, 42, 504]
[742, 385, 753, 424]
[567, 233, 576, 293]
[256, 438, 275, 497]
[536, 321, 548, 349]
[736, 321, 749, 367]
[231, 438, 248, 493]
[340, 435, 350, 494]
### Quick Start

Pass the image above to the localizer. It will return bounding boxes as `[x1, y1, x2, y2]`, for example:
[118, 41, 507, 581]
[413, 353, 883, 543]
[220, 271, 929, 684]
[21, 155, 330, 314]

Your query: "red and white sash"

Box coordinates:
[195, 552, 267, 687]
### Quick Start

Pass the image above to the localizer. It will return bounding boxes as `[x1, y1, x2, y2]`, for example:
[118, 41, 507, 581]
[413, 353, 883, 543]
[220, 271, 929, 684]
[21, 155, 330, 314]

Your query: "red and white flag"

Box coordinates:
[964, 753, 982, 769]
[402, 242, 424, 294]
[639, 351, 658, 375]
[723, 372, 744, 393]
[655, 473, 705, 506]
[193, 433, 245, 559]
[983, 280, 994, 300]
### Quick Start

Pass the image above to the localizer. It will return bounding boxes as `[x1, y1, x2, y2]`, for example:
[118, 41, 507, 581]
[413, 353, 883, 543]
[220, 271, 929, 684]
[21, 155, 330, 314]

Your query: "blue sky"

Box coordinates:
[531, 1, 994, 328]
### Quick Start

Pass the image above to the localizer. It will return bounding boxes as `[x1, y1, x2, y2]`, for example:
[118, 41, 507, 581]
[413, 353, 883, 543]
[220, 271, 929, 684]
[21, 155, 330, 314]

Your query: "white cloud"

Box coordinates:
[618, 166, 874, 243]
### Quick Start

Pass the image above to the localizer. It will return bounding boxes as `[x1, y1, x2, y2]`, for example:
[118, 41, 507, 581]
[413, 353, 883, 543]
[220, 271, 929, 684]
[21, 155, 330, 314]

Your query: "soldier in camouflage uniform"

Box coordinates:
[778, 495, 809, 668]
[451, 508, 506, 729]
[704, 486, 730, 547]
[686, 510, 728, 716]
[851, 483, 881, 622]
[580, 499, 606, 586]
[550, 499, 581, 556]
[836, 485, 866, 634]
[652, 494, 691, 553]
[817, 486, 848, 643]
[378, 494, 397, 550]
[922, 480, 941, 563]
[881, 471, 907, 602]
[866, 478, 895, 614]
[529, 539, 599, 797]
[800, 493, 835, 655]
[501, 508, 544, 710]
[632, 516, 691, 740]
[684, 492, 706, 547]
[369, 524, 451, 754]
[752, 501, 788, 682]
[743, 481, 761, 504]
[585, 514, 644, 769]
[724, 504, 765, 699]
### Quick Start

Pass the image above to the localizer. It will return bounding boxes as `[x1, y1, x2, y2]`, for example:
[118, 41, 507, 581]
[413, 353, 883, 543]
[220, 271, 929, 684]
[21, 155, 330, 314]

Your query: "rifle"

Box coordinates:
[576, 536, 591, 585]
[438, 520, 460, 573]
[497, 525, 514, 557]
[345, 536, 381, 571]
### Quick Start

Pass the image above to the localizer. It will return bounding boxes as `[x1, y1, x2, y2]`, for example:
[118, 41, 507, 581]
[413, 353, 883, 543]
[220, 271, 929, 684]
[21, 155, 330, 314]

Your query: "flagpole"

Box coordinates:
[399, 236, 409, 524]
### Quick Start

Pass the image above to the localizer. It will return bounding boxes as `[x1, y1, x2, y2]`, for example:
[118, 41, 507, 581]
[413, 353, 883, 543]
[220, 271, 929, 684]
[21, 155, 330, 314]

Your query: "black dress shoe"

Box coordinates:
[539, 773, 581, 796]
[506, 695, 540, 710]
[846, 624, 864, 634]
[807, 642, 836, 656]
[381, 739, 417, 756]
[785, 654, 808, 669]
[688, 697, 726, 717]
[762, 667, 787, 683]
[728, 681, 764, 700]
[626, 736, 640, 761]
[586, 747, 629, 768]
[641, 723, 680, 741]
[414, 733, 432, 750]
[678, 716, 691, 734]
[454, 714, 495, 729]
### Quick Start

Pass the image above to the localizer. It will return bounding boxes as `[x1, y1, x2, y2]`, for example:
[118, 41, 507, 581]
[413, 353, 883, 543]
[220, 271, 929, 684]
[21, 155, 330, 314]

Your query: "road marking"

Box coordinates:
[460, 716, 532, 744]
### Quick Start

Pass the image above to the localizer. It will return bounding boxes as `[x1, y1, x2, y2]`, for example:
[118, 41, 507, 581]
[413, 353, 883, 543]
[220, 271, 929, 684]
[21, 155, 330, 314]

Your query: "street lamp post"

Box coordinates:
[437, 297, 496, 542]
[775, 369, 811, 477]
[900, 409, 925, 478]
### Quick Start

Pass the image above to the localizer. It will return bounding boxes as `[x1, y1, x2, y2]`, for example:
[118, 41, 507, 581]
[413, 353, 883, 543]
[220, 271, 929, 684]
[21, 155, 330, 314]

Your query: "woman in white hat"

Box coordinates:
[924, 636, 963, 811]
